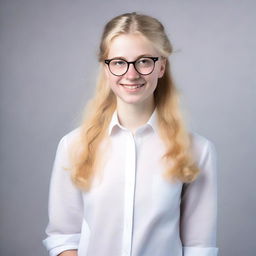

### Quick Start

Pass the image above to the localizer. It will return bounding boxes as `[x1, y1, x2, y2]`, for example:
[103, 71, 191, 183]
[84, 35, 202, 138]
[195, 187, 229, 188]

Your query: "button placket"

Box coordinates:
[121, 132, 137, 256]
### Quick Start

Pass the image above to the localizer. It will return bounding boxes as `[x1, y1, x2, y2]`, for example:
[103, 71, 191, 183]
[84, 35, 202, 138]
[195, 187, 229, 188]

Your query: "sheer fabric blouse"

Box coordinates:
[43, 108, 219, 256]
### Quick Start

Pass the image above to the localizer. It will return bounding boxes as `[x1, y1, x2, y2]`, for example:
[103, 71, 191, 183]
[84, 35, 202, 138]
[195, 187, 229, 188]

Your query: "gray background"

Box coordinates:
[0, 0, 255, 255]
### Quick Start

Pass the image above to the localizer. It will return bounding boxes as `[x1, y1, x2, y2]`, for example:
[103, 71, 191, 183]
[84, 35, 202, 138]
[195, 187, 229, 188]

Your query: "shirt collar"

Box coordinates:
[108, 107, 158, 136]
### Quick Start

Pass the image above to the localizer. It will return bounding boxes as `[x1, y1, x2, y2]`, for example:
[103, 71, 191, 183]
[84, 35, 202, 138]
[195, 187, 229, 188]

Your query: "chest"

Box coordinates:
[83, 133, 183, 221]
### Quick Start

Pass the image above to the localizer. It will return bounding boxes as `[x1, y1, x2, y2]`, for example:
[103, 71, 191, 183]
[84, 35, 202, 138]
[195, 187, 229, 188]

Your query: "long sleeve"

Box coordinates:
[42, 135, 84, 256]
[180, 138, 219, 256]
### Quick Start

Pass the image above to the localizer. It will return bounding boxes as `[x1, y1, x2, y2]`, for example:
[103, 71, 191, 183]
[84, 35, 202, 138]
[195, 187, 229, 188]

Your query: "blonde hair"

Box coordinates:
[68, 12, 200, 191]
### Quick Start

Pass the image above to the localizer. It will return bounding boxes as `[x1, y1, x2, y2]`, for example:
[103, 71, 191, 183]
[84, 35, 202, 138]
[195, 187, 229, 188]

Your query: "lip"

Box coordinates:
[121, 83, 144, 86]
[120, 83, 145, 92]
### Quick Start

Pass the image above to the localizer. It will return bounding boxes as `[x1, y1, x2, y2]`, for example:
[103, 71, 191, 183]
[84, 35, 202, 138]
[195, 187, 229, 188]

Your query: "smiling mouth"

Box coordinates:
[121, 83, 145, 89]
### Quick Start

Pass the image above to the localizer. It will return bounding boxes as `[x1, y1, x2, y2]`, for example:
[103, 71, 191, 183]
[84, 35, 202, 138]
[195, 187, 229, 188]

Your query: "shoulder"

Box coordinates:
[53, 126, 83, 167]
[55, 126, 83, 159]
[189, 130, 217, 167]
[60, 126, 83, 146]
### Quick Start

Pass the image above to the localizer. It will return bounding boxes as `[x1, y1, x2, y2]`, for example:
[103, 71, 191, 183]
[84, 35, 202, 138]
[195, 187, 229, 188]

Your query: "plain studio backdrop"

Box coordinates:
[0, 0, 255, 255]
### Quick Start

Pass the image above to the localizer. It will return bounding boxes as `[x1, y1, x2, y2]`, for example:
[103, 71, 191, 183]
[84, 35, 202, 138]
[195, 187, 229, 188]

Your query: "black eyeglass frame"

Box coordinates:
[104, 56, 159, 76]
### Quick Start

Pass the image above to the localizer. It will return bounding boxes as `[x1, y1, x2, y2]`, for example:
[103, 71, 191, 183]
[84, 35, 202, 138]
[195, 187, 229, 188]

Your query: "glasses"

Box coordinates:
[104, 56, 159, 76]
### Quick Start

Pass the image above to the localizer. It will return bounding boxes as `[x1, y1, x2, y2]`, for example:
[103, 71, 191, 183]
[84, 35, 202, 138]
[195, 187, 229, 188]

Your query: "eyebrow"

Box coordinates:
[109, 54, 155, 60]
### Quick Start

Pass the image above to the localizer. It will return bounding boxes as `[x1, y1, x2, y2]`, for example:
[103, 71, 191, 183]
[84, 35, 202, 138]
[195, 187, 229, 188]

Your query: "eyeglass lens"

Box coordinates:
[109, 57, 156, 76]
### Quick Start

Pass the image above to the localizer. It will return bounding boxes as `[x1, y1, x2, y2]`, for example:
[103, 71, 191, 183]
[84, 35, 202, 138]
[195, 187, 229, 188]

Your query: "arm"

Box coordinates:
[180, 139, 219, 256]
[42, 134, 84, 256]
[58, 250, 77, 256]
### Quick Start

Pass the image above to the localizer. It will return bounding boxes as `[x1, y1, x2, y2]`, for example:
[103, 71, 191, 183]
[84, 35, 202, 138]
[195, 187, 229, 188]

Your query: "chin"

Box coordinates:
[118, 96, 143, 104]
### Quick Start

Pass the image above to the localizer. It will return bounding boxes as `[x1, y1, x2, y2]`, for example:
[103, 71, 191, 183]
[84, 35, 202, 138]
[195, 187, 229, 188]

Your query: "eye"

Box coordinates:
[137, 58, 152, 66]
[138, 58, 149, 63]
[111, 60, 126, 66]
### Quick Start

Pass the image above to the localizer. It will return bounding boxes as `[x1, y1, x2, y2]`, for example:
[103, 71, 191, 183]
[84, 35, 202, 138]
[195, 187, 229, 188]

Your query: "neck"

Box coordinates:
[116, 97, 155, 134]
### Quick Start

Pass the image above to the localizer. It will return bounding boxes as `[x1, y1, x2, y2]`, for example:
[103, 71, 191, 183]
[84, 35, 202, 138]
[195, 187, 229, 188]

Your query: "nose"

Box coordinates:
[124, 63, 140, 79]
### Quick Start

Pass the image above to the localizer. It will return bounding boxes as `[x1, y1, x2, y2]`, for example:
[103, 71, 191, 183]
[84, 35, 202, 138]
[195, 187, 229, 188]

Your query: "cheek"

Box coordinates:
[105, 72, 120, 88]
[108, 77, 120, 89]
[156, 63, 165, 78]
[148, 74, 160, 88]
[107, 78, 122, 96]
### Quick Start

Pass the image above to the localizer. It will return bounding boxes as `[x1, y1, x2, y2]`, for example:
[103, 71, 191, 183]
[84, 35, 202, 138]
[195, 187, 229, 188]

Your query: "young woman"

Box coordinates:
[43, 12, 219, 256]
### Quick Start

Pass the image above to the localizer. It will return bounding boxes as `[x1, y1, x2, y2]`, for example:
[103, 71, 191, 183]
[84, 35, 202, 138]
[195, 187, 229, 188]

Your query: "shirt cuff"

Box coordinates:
[42, 233, 81, 256]
[183, 246, 219, 256]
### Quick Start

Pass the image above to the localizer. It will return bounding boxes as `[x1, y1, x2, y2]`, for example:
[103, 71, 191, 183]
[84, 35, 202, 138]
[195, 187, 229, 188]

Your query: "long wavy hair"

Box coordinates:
[67, 12, 200, 191]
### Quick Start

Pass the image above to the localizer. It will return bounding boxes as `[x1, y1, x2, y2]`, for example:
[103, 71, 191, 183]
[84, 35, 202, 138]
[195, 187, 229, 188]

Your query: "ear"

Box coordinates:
[158, 57, 167, 78]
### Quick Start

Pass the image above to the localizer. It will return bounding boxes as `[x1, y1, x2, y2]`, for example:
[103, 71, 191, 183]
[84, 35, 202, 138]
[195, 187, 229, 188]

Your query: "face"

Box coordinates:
[104, 33, 166, 107]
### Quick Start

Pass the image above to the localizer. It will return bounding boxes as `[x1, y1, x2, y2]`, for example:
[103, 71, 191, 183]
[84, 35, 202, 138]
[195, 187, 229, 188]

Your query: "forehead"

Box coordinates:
[107, 33, 159, 59]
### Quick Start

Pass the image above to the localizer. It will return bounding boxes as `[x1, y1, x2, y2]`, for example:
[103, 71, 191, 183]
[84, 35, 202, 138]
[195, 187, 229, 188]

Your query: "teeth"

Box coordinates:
[123, 84, 144, 89]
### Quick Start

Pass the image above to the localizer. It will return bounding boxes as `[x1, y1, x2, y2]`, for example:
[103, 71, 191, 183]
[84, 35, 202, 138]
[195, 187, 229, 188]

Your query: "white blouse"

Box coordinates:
[43, 108, 219, 256]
